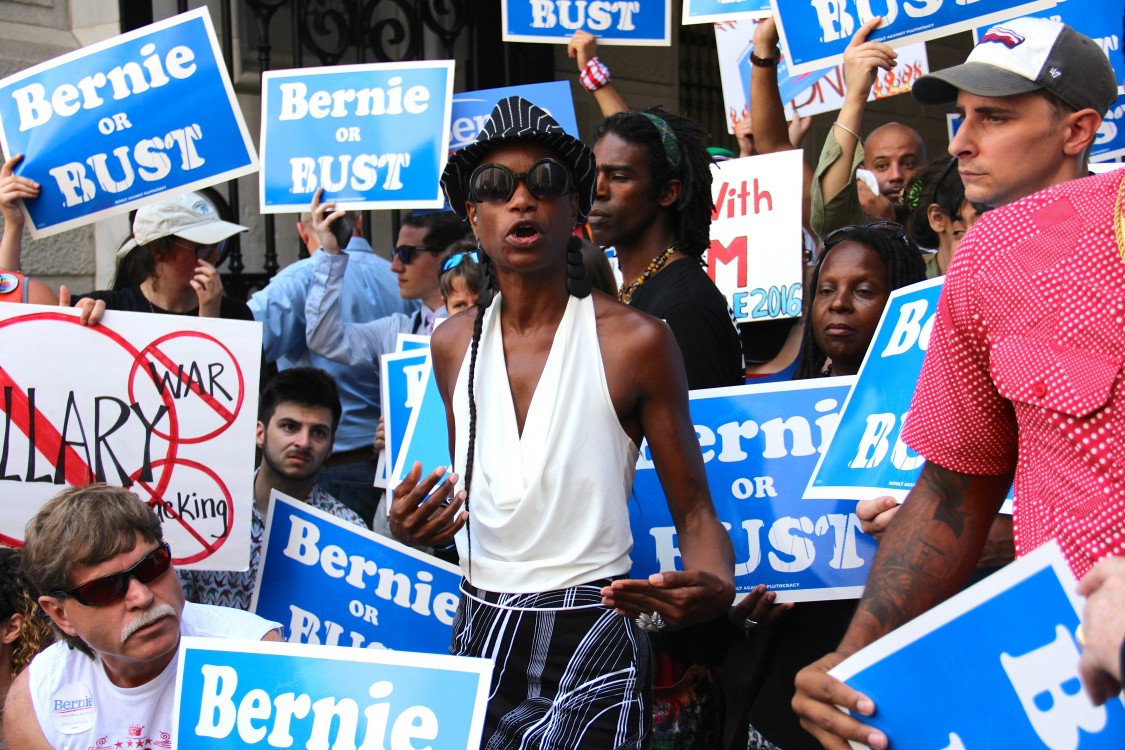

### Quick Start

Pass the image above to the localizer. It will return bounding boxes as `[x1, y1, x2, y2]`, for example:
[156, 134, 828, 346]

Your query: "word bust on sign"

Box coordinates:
[196, 668, 439, 749]
[811, 0, 978, 43]
[530, 1, 642, 31]
[11, 41, 209, 207]
[848, 297, 935, 472]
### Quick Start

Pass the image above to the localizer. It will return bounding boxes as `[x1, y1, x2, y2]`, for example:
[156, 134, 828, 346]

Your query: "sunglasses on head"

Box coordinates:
[393, 245, 441, 265]
[50, 543, 173, 606]
[441, 250, 480, 275]
[468, 158, 573, 204]
[822, 221, 907, 251]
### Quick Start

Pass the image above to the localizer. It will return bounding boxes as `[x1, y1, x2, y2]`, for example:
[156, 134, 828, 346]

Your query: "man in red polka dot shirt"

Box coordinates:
[793, 17, 1121, 749]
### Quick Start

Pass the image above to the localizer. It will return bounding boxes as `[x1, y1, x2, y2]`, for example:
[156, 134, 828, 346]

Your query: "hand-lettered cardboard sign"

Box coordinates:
[0, 305, 260, 570]
[0, 8, 257, 238]
[706, 151, 804, 323]
[175, 637, 492, 749]
[831, 542, 1125, 749]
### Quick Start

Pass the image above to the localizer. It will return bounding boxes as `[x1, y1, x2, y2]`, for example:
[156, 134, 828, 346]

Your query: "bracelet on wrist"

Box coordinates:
[749, 51, 780, 68]
[833, 121, 861, 141]
[580, 56, 611, 92]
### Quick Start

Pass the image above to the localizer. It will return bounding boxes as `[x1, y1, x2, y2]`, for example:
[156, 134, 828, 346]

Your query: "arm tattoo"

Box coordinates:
[846, 462, 1001, 648]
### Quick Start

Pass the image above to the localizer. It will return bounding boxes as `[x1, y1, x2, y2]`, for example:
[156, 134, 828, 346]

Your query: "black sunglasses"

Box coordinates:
[468, 158, 573, 204]
[50, 543, 173, 606]
[822, 221, 907, 251]
[393, 245, 442, 265]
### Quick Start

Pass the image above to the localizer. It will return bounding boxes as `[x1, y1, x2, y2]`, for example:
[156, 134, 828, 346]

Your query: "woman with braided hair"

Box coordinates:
[388, 96, 734, 748]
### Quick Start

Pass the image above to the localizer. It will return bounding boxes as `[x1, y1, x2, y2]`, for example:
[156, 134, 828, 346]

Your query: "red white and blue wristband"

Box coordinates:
[580, 57, 611, 92]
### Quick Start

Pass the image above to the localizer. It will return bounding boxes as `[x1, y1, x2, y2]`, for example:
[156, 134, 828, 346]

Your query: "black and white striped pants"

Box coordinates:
[453, 578, 653, 749]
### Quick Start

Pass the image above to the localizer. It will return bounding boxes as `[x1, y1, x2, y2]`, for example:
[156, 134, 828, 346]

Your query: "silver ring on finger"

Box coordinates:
[635, 611, 667, 632]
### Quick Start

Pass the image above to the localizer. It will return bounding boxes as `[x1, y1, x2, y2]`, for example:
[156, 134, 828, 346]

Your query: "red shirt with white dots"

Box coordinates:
[903, 169, 1125, 578]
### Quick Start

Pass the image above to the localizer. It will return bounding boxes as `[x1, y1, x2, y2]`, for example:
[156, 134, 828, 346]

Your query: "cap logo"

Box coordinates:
[1048, 67, 1061, 78]
[980, 27, 1025, 48]
[192, 199, 214, 217]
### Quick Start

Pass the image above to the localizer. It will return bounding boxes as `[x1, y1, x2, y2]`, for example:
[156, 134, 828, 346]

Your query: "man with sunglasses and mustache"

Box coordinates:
[4, 485, 281, 750]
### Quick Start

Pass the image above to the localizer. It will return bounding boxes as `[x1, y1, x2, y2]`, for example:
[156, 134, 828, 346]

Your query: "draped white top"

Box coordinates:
[452, 293, 639, 593]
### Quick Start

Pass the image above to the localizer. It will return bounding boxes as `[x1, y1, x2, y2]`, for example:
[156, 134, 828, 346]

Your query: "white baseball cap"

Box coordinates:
[117, 192, 248, 257]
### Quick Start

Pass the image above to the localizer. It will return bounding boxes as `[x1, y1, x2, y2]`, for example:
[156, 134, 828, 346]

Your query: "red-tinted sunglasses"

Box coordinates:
[50, 543, 173, 606]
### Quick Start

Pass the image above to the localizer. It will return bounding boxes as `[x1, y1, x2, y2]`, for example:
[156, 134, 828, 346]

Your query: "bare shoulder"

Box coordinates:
[429, 306, 481, 393]
[3, 668, 51, 749]
[592, 291, 677, 357]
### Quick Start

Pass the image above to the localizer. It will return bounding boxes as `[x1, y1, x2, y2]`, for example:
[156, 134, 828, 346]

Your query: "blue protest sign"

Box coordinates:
[451, 81, 578, 153]
[974, 0, 1125, 162]
[259, 61, 453, 213]
[503, 0, 671, 45]
[770, 0, 1055, 75]
[380, 349, 431, 490]
[390, 356, 451, 486]
[175, 636, 491, 749]
[805, 278, 941, 501]
[630, 380, 878, 602]
[252, 493, 462, 653]
[830, 542, 1125, 749]
[683, 0, 771, 25]
[0, 8, 257, 239]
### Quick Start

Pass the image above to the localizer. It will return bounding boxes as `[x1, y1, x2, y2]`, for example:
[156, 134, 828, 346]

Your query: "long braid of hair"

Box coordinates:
[461, 256, 492, 580]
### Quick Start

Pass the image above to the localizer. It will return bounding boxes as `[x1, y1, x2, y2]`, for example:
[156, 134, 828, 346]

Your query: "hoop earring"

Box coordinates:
[566, 236, 592, 298]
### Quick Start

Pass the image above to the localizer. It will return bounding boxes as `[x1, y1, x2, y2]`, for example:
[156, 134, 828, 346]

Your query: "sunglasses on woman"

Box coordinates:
[49, 543, 173, 606]
[468, 158, 573, 204]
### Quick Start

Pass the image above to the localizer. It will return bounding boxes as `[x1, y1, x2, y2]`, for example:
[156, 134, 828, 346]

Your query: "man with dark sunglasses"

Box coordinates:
[304, 209, 467, 368]
[5, 485, 281, 750]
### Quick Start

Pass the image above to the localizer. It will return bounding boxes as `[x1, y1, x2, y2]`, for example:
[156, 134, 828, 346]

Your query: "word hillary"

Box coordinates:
[195, 667, 439, 750]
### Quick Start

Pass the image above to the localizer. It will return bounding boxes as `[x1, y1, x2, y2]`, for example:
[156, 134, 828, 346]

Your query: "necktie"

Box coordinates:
[424, 311, 437, 335]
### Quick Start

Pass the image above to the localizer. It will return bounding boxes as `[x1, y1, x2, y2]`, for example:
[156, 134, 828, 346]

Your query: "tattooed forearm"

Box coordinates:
[839, 462, 1011, 654]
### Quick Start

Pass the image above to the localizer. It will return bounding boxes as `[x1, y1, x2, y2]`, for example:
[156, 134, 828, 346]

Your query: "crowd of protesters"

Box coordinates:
[0, 10, 1122, 750]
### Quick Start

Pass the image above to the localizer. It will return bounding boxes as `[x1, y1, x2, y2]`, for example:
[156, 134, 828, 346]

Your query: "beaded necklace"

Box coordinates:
[618, 244, 676, 304]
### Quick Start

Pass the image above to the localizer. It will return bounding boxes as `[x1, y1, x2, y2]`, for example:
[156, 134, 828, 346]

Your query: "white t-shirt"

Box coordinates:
[28, 603, 278, 749]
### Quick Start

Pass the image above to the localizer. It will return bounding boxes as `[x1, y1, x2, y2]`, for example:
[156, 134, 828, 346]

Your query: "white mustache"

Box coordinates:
[120, 603, 176, 644]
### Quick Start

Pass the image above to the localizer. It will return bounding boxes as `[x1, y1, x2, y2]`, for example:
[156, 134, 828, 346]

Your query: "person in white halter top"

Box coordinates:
[388, 96, 735, 749]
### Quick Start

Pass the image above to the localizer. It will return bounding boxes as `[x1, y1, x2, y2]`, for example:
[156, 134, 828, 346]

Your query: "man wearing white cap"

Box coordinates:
[74, 191, 251, 320]
[793, 17, 1120, 749]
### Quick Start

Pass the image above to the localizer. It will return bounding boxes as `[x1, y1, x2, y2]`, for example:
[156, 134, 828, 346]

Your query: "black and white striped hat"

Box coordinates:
[441, 96, 596, 221]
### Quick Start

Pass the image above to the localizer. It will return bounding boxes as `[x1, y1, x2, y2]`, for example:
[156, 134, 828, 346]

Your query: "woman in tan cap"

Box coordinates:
[74, 191, 252, 320]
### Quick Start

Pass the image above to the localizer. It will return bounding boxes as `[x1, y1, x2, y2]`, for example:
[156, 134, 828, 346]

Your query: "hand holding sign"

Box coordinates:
[843, 17, 898, 106]
[389, 461, 466, 548]
[792, 654, 886, 750]
[1078, 557, 1125, 705]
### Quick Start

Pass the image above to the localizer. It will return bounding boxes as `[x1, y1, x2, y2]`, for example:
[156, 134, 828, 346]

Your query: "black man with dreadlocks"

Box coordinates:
[589, 109, 744, 746]
[388, 96, 735, 748]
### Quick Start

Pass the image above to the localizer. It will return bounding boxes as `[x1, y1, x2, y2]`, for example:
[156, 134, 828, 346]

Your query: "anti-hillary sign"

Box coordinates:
[0, 304, 260, 570]
[770, 0, 1056, 75]
[0, 9, 257, 239]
